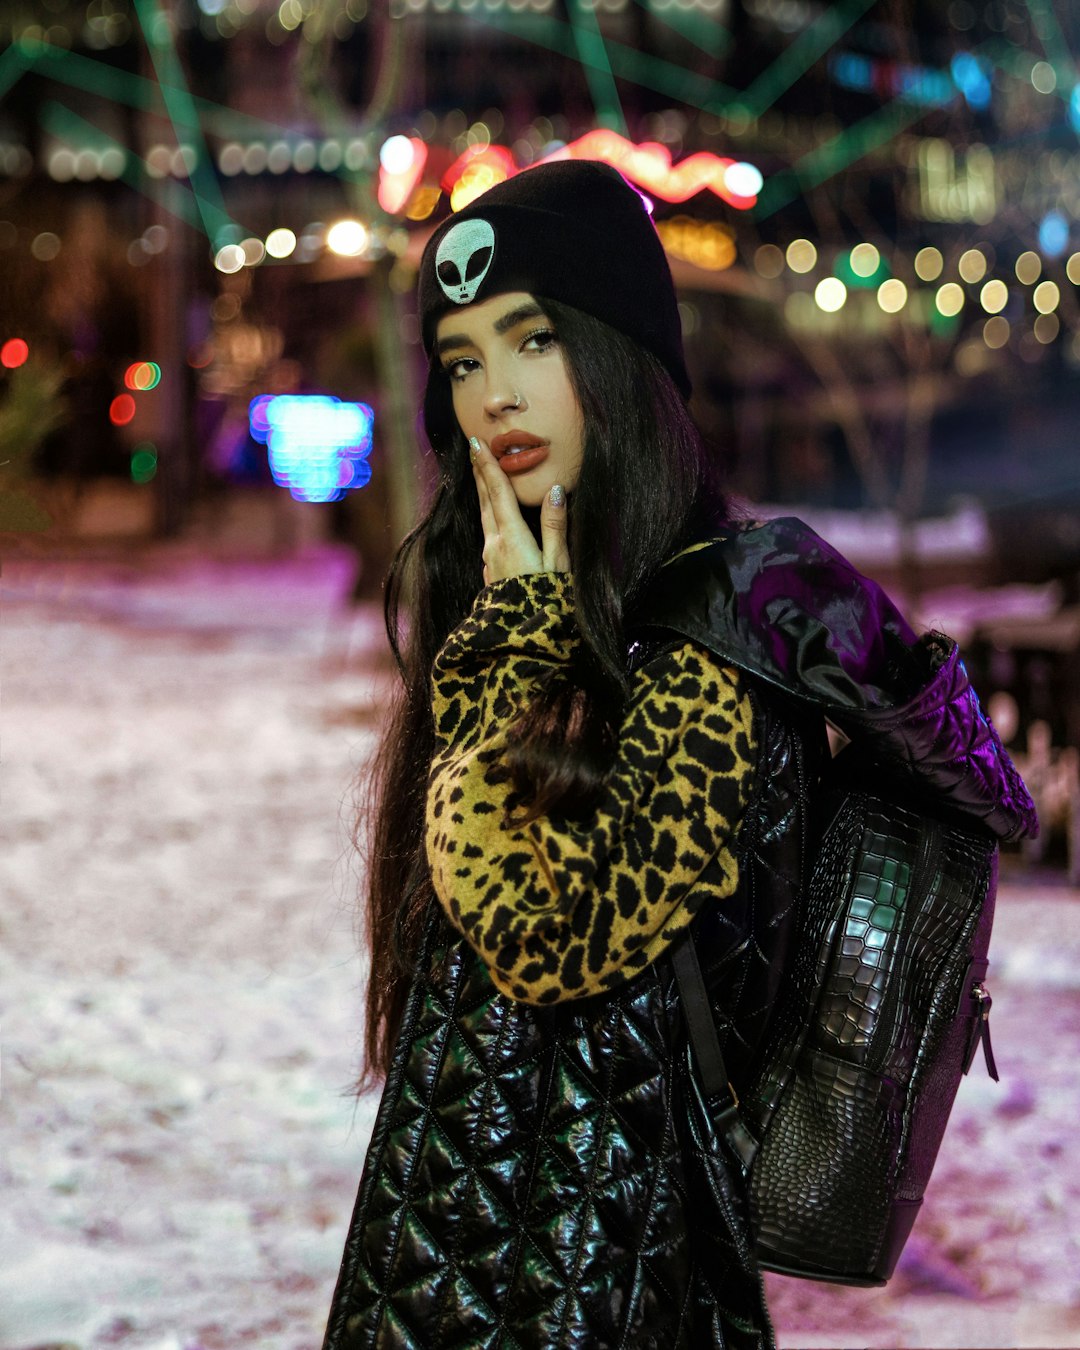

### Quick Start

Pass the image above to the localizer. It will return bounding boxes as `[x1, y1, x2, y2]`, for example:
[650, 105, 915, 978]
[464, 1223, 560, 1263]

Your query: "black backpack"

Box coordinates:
[638, 520, 1036, 1286]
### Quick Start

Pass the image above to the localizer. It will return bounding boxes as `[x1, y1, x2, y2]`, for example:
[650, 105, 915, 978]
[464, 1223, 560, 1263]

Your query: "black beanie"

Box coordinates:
[417, 160, 691, 400]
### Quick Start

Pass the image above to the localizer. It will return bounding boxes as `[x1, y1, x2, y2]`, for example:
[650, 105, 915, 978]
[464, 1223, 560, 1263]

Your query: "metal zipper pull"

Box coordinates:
[963, 980, 1000, 1081]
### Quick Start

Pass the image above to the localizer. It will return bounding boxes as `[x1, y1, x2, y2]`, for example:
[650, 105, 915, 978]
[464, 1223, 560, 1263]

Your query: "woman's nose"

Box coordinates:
[482, 384, 525, 419]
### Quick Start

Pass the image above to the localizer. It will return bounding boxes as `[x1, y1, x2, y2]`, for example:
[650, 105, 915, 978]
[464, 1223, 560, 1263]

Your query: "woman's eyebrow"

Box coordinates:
[435, 302, 547, 358]
[493, 301, 545, 334]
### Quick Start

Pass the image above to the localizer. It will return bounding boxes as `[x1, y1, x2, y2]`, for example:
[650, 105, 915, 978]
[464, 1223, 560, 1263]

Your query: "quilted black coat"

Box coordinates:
[323, 519, 1035, 1350]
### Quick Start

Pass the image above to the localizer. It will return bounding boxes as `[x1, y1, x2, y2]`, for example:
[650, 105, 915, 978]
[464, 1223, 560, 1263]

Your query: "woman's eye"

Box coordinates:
[444, 358, 477, 382]
[521, 327, 557, 353]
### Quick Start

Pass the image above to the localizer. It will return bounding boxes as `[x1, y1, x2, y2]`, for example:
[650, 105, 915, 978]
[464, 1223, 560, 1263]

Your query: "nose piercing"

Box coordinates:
[511, 393, 522, 409]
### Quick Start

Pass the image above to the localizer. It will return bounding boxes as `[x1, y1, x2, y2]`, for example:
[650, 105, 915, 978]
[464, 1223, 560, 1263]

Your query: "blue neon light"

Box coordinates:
[951, 53, 992, 111]
[249, 394, 374, 503]
[1039, 210, 1069, 258]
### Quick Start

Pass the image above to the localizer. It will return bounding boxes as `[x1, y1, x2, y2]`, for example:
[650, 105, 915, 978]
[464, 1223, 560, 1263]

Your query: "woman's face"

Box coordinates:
[434, 291, 585, 508]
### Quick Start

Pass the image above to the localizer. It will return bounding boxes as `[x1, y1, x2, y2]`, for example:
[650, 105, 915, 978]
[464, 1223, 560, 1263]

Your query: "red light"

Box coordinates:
[124, 361, 162, 391]
[1, 338, 29, 368]
[110, 394, 136, 426]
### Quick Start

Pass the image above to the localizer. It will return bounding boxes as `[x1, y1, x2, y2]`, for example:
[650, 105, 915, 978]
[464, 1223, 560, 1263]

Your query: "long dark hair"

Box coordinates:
[359, 297, 733, 1081]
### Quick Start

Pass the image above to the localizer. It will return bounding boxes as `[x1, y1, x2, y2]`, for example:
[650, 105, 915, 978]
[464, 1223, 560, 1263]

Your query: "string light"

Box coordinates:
[814, 277, 847, 312]
[1034, 314, 1059, 344]
[326, 220, 369, 256]
[1033, 280, 1060, 313]
[877, 279, 908, 313]
[1015, 251, 1041, 284]
[983, 316, 1009, 349]
[979, 279, 1007, 314]
[914, 247, 943, 281]
[754, 244, 784, 278]
[935, 282, 965, 317]
[786, 239, 817, 273]
[265, 228, 297, 258]
[958, 249, 987, 283]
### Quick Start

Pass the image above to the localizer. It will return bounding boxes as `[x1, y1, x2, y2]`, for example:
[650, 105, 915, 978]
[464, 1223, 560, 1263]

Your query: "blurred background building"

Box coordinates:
[2, 0, 1080, 865]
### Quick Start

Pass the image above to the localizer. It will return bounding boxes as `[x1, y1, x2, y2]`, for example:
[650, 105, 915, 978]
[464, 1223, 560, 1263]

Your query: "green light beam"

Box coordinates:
[22, 42, 294, 139]
[469, 13, 737, 112]
[568, 0, 628, 135]
[0, 44, 27, 101]
[132, 0, 236, 242]
[40, 101, 243, 238]
[753, 94, 949, 219]
[629, 0, 731, 60]
[1022, 0, 1074, 90]
[736, 0, 879, 119]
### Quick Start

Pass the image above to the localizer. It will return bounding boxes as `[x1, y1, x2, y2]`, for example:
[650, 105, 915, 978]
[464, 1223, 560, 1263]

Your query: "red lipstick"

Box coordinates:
[490, 431, 550, 475]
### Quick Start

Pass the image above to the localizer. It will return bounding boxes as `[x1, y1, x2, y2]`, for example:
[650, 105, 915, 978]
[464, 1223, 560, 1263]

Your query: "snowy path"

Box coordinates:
[2, 547, 1079, 1349]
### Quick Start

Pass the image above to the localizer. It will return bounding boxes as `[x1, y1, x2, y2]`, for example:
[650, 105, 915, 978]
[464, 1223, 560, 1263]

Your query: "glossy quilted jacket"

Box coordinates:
[324, 517, 1035, 1347]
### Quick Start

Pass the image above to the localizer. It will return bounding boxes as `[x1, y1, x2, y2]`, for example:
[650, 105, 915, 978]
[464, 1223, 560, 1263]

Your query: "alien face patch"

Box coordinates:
[435, 218, 496, 305]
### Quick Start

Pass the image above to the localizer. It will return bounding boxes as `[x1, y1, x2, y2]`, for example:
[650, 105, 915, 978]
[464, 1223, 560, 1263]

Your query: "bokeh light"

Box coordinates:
[877, 278, 908, 313]
[1015, 251, 1042, 285]
[935, 283, 965, 317]
[754, 244, 784, 279]
[914, 247, 944, 282]
[124, 361, 161, 391]
[109, 394, 137, 425]
[1, 338, 29, 368]
[786, 238, 817, 274]
[958, 249, 987, 283]
[1034, 313, 1059, 344]
[849, 243, 881, 278]
[982, 316, 1009, 349]
[1033, 280, 1060, 313]
[249, 394, 375, 503]
[979, 279, 1008, 314]
[814, 277, 847, 312]
[326, 220, 369, 257]
[266, 228, 297, 259]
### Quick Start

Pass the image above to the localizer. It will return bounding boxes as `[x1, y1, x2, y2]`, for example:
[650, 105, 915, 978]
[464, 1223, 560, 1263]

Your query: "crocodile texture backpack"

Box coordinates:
[637, 519, 1038, 1286]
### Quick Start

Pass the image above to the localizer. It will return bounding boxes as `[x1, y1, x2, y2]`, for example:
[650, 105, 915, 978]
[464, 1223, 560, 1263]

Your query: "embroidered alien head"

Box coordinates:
[435, 218, 496, 305]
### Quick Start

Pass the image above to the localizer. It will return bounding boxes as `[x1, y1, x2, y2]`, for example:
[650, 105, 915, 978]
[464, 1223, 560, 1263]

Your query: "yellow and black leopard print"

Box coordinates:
[424, 570, 757, 1005]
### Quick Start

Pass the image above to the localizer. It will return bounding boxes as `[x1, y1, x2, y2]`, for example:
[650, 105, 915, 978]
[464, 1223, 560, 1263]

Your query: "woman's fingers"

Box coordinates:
[541, 483, 570, 573]
[470, 437, 544, 581]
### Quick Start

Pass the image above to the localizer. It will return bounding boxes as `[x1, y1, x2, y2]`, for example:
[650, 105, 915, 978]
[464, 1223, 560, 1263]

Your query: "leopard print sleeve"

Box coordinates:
[424, 570, 757, 1005]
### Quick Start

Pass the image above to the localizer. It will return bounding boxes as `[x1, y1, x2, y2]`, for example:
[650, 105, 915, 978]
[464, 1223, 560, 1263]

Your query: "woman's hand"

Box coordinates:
[470, 437, 570, 585]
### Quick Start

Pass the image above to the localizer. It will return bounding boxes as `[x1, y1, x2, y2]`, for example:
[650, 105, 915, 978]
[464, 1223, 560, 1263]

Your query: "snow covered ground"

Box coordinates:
[3, 543, 1079, 1350]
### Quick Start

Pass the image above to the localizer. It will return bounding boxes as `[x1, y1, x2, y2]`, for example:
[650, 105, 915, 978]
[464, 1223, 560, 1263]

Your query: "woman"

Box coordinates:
[323, 162, 1033, 1348]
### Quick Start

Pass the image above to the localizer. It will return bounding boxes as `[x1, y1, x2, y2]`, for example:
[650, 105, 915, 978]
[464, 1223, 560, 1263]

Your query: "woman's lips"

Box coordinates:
[490, 431, 550, 475]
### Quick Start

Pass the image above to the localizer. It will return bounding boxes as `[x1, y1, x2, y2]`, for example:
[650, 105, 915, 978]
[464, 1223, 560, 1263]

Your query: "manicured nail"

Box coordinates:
[469, 436, 482, 461]
[549, 483, 565, 508]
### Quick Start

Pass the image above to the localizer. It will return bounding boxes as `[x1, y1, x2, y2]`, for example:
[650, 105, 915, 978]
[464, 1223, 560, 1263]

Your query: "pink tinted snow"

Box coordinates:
[1, 547, 1078, 1350]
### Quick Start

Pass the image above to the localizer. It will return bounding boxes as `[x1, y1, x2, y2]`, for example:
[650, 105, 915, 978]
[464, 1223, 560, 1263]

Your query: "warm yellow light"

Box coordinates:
[983, 316, 1009, 349]
[786, 238, 817, 274]
[240, 237, 265, 266]
[1034, 313, 1059, 344]
[877, 278, 908, 313]
[265, 227, 297, 259]
[935, 282, 965, 317]
[450, 163, 508, 211]
[754, 244, 784, 279]
[979, 279, 1008, 313]
[326, 219, 369, 256]
[958, 248, 987, 283]
[814, 277, 847, 312]
[1033, 280, 1060, 313]
[914, 247, 943, 282]
[214, 244, 245, 274]
[1068, 252, 1080, 285]
[1015, 251, 1041, 285]
[850, 242, 880, 278]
